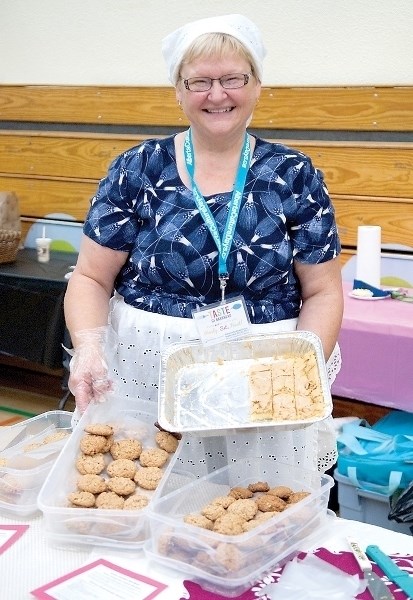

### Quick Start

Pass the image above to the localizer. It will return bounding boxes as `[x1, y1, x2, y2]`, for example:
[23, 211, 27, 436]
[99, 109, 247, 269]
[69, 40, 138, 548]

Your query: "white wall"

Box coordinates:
[0, 0, 412, 86]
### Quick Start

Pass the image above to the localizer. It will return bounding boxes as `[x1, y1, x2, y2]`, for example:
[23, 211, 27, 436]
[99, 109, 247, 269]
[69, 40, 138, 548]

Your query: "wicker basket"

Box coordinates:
[0, 230, 21, 264]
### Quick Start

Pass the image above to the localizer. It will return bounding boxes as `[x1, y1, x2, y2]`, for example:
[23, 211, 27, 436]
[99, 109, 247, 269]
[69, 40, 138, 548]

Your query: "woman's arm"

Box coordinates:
[64, 235, 128, 412]
[65, 235, 128, 342]
[294, 257, 344, 361]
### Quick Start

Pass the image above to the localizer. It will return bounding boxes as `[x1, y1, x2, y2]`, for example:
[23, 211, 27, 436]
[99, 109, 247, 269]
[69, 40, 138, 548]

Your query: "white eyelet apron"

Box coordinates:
[105, 292, 341, 473]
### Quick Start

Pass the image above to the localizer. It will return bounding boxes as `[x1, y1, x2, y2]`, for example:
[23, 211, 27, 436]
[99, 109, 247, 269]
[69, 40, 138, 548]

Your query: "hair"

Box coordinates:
[176, 33, 260, 85]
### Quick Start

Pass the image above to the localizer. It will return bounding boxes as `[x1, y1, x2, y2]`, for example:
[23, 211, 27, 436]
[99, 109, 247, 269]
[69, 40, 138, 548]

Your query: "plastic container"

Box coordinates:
[37, 399, 182, 550]
[0, 411, 73, 517]
[147, 457, 333, 597]
[334, 470, 412, 535]
[159, 331, 332, 433]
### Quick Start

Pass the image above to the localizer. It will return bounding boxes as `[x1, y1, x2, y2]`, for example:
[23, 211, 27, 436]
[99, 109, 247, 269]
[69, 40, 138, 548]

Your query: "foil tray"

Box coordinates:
[158, 331, 332, 433]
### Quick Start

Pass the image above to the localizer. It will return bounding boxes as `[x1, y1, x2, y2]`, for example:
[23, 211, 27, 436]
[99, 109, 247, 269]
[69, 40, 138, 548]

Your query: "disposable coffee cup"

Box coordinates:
[36, 237, 52, 262]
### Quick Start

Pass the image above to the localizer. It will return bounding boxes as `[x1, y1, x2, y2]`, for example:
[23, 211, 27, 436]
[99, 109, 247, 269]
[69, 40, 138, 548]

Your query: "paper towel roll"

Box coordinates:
[356, 225, 381, 287]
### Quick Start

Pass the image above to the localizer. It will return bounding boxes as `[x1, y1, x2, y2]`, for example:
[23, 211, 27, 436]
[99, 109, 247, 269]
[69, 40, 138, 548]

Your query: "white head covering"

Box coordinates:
[162, 14, 266, 84]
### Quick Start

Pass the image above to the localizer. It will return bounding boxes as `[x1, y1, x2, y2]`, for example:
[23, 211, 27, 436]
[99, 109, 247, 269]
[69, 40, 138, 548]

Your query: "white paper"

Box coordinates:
[356, 225, 381, 287]
[31, 559, 167, 600]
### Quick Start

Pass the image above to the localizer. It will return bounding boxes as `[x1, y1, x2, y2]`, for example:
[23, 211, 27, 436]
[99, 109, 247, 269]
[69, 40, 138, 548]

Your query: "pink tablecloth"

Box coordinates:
[332, 281, 413, 410]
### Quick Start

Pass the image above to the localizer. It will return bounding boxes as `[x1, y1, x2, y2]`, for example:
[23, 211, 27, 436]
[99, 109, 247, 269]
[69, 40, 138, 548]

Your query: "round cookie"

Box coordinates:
[155, 431, 179, 453]
[68, 491, 96, 508]
[75, 453, 106, 475]
[107, 476, 136, 496]
[77, 474, 107, 494]
[84, 423, 114, 437]
[110, 439, 142, 460]
[139, 447, 169, 468]
[95, 491, 125, 509]
[79, 434, 108, 456]
[101, 436, 114, 453]
[134, 466, 163, 490]
[124, 494, 150, 510]
[106, 459, 137, 479]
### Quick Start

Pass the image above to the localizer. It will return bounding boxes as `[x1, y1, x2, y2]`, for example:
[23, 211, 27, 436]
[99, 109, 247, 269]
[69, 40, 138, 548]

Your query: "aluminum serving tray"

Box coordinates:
[158, 331, 332, 433]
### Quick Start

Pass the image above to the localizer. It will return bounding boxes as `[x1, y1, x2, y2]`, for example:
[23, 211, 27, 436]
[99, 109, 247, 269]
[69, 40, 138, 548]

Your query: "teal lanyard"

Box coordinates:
[184, 129, 250, 297]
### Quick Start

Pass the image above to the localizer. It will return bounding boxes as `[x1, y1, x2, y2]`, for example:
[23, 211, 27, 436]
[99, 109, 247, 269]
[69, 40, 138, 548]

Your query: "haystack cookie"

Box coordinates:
[76, 453, 106, 475]
[228, 486, 253, 499]
[248, 481, 270, 493]
[267, 485, 293, 499]
[134, 466, 163, 490]
[139, 447, 169, 468]
[79, 434, 108, 455]
[155, 431, 179, 453]
[106, 458, 136, 479]
[95, 491, 125, 509]
[213, 513, 245, 535]
[84, 423, 114, 437]
[256, 494, 286, 512]
[183, 514, 214, 530]
[215, 542, 245, 571]
[201, 503, 226, 521]
[227, 498, 258, 521]
[110, 439, 142, 460]
[124, 494, 150, 510]
[77, 474, 107, 494]
[288, 491, 310, 503]
[68, 491, 96, 508]
[211, 495, 236, 509]
[107, 476, 136, 496]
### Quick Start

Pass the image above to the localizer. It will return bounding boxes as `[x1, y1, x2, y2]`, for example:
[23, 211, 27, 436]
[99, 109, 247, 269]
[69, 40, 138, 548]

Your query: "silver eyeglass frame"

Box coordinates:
[183, 73, 251, 92]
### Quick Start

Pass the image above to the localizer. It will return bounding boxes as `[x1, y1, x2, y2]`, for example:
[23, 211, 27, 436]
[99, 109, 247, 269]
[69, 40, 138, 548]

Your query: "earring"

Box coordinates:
[178, 100, 183, 110]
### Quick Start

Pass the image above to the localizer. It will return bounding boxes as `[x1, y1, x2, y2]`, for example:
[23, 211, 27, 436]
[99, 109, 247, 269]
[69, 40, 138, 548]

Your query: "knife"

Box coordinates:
[347, 537, 395, 600]
[366, 544, 413, 599]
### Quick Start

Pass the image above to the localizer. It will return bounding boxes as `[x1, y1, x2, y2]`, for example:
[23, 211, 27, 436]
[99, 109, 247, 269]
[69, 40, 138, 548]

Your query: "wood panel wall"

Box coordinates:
[1, 85, 412, 259]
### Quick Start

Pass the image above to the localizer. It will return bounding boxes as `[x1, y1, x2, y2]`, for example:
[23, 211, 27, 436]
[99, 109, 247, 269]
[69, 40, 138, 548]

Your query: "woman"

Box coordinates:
[65, 14, 343, 471]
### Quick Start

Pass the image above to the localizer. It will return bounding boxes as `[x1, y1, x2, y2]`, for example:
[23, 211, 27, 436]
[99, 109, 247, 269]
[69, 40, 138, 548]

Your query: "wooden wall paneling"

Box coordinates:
[0, 175, 96, 221]
[283, 141, 413, 198]
[1, 85, 412, 131]
[3, 133, 412, 199]
[0, 131, 144, 180]
[333, 195, 413, 248]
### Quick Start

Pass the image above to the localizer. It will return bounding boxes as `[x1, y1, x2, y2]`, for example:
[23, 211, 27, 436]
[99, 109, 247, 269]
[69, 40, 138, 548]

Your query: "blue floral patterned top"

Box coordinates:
[84, 135, 340, 324]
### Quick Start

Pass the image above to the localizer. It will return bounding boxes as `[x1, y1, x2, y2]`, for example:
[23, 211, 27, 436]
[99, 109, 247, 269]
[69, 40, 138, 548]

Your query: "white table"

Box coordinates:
[1, 512, 412, 599]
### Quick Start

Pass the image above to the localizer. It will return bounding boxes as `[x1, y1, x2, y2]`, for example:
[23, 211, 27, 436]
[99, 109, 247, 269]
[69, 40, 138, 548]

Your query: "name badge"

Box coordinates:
[192, 296, 250, 346]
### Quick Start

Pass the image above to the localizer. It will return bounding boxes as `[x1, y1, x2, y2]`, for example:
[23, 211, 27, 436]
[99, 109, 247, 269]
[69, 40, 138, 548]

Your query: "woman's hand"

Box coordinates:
[68, 326, 114, 414]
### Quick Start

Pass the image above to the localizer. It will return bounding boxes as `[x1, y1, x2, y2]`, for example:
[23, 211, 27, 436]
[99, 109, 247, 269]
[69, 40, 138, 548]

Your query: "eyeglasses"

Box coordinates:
[183, 73, 251, 92]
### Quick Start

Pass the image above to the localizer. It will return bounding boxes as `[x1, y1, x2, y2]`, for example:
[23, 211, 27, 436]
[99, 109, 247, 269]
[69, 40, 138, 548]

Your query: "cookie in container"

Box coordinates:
[158, 330, 332, 433]
[37, 398, 182, 550]
[0, 411, 73, 518]
[146, 456, 333, 597]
